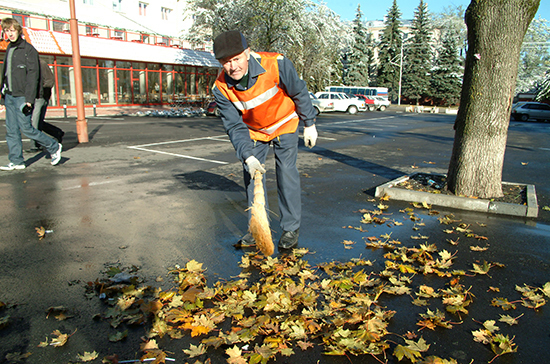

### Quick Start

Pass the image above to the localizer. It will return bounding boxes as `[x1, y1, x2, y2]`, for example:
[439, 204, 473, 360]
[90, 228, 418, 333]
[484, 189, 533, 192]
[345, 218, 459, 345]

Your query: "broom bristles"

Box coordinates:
[249, 171, 274, 256]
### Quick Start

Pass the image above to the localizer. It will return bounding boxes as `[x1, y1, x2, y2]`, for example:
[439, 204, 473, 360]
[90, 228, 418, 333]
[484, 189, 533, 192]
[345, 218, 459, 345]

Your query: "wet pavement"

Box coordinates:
[0, 110, 549, 363]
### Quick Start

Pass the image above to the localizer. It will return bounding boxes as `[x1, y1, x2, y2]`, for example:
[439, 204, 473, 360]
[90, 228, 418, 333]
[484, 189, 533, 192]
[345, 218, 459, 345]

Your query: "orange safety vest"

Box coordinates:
[215, 52, 299, 142]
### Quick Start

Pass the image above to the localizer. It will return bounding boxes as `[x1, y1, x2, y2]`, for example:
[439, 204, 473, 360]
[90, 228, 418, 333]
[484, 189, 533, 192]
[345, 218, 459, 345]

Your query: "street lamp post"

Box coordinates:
[69, 0, 88, 143]
[398, 38, 404, 106]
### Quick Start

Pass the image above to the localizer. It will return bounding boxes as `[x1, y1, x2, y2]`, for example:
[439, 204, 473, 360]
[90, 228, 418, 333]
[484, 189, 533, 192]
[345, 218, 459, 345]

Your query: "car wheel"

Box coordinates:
[214, 108, 221, 117]
[368, 105, 376, 112]
[379, 105, 386, 111]
[520, 114, 529, 122]
[347, 105, 358, 115]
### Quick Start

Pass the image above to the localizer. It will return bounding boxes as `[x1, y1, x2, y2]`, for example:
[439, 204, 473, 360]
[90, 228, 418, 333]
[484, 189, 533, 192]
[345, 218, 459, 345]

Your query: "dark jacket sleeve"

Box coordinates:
[213, 84, 255, 162]
[25, 45, 40, 104]
[277, 56, 316, 127]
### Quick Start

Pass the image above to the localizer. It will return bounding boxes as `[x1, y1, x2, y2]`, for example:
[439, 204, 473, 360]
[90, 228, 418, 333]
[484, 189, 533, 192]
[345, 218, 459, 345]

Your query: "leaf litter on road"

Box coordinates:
[53, 197, 548, 364]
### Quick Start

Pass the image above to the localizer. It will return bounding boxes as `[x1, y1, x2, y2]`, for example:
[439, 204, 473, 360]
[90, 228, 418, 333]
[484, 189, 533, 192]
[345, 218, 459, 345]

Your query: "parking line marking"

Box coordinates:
[129, 135, 228, 148]
[540, 147, 550, 151]
[127, 135, 229, 164]
[318, 136, 337, 140]
[129, 146, 228, 164]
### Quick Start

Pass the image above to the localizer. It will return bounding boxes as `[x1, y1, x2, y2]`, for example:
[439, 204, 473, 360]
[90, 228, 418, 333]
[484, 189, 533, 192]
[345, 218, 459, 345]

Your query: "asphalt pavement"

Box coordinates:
[0, 109, 549, 364]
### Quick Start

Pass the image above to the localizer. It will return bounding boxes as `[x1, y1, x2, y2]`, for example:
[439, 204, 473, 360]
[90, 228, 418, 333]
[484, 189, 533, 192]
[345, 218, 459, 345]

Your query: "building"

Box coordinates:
[0, 0, 221, 112]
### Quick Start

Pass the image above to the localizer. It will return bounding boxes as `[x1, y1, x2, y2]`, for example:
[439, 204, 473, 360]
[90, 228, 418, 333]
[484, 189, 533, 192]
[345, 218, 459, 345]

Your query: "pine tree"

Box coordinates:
[401, 0, 432, 104]
[431, 28, 463, 106]
[343, 5, 372, 86]
[376, 0, 403, 102]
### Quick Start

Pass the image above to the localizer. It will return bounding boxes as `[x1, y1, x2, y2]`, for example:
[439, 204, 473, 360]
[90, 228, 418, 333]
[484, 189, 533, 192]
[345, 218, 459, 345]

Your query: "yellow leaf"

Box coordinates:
[140, 339, 158, 351]
[226, 345, 247, 364]
[77, 351, 99, 362]
[35, 226, 46, 240]
[183, 343, 206, 358]
[185, 260, 204, 272]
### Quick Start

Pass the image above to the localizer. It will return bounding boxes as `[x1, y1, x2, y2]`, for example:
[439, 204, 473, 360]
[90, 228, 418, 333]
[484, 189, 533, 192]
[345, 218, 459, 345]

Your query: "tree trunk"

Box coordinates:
[447, 0, 539, 198]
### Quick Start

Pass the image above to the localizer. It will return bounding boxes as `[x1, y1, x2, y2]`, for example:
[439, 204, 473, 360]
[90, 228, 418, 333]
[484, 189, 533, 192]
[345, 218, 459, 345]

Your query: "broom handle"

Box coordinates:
[254, 171, 266, 206]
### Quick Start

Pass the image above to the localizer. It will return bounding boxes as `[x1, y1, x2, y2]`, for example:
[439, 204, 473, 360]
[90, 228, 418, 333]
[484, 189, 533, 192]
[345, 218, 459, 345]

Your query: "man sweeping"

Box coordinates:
[212, 30, 317, 251]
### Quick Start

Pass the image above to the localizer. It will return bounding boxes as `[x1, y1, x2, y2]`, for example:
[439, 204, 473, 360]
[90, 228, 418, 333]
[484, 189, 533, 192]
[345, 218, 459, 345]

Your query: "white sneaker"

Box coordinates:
[0, 162, 26, 171]
[51, 143, 62, 166]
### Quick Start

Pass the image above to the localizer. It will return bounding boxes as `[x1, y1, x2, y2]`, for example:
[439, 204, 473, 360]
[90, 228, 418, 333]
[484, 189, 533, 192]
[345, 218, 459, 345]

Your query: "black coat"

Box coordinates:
[1, 36, 40, 104]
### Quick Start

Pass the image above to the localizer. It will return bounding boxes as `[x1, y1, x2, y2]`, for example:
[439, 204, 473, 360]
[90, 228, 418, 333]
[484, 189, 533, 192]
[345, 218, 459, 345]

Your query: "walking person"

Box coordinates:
[212, 30, 318, 250]
[0, 18, 62, 171]
[29, 58, 64, 152]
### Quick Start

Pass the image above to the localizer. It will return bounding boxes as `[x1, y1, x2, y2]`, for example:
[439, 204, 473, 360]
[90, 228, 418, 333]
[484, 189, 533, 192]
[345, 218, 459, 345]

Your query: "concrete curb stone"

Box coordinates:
[375, 174, 538, 218]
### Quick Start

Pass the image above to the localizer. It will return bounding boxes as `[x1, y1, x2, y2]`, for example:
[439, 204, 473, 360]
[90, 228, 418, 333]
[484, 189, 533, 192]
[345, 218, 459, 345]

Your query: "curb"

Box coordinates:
[374, 174, 538, 218]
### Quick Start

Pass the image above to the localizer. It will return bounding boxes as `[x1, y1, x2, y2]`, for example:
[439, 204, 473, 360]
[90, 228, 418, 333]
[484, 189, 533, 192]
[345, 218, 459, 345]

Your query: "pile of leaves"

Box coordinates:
[81, 199, 549, 364]
[396, 173, 527, 205]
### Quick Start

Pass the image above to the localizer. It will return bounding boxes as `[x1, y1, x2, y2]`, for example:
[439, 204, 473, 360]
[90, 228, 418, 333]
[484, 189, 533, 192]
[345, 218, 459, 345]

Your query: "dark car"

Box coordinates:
[511, 102, 550, 122]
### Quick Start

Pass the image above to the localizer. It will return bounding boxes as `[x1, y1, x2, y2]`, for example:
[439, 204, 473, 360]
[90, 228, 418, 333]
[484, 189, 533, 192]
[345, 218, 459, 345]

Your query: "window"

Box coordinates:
[141, 34, 149, 43]
[161, 7, 171, 20]
[139, 2, 147, 16]
[112, 0, 122, 11]
[83, 0, 94, 4]
[12, 13, 30, 27]
[111, 29, 125, 40]
[52, 20, 69, 32]
[86, 25, 98, 36]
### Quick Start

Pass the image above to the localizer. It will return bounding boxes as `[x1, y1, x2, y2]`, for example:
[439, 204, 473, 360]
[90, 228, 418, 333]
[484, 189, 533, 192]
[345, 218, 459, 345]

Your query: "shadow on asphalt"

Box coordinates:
[174, 170, 245, 192]
[311, 146, 404, 180]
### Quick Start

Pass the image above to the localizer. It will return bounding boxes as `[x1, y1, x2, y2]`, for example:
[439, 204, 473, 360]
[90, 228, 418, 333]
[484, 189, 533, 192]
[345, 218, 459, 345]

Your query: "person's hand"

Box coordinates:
[245, 156, 266, 178]
[303, 124, 318, 148]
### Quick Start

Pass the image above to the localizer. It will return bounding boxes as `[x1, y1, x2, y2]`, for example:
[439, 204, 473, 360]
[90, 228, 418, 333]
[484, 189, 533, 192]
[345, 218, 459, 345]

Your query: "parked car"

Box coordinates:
[372, 96, 391, 111]
[511, 102, 550, 122]
[206, 101, 220, 117]
[355, 95, 391, 111]
[309, 92, 334, 114]
[314, 91, 366, 114]
[355, 95, 377, 111]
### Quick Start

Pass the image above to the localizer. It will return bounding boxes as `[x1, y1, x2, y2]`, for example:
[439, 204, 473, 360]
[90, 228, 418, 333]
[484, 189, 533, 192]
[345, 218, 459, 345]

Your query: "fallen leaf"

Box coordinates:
[183, 343, 206, 358]
[77, 351, 99, 362]
[5, 352, 32, 362]
[35, 226, 46, 240]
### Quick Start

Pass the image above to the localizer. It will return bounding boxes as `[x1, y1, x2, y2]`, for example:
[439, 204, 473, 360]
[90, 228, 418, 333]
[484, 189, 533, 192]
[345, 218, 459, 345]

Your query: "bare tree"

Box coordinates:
[447, 0, 539, 198]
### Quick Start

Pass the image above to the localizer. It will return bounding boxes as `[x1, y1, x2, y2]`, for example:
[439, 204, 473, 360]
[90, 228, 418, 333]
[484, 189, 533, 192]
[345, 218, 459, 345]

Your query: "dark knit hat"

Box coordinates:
[213, 30, 248, 60]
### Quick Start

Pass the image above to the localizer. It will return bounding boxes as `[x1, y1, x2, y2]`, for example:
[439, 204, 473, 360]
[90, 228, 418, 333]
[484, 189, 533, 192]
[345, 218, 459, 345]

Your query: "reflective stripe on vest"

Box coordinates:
[231, 85, 279, 111]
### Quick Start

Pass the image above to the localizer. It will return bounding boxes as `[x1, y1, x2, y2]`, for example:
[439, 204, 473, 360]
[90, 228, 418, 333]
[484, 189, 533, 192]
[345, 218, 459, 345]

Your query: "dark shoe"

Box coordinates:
[234, 233, 255, 248]
[57, 132, 64, 144]
[278, 229, 299, 250]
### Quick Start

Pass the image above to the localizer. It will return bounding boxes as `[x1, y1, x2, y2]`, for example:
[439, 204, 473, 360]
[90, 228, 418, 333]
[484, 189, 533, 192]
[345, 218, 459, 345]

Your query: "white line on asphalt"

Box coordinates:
[63, 180, 119, 190]
[129, 135, 228, 148]
[319, 116, 396, 126]
[352, 127, 384, 131]
[318, 136, 337, 140]
[540, 147, 550, 151]
[129, 146, 228, 164]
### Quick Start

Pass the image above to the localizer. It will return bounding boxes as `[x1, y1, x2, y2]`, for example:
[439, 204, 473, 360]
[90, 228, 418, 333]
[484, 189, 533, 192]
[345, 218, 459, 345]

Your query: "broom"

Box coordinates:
[248, 171, 274, 256]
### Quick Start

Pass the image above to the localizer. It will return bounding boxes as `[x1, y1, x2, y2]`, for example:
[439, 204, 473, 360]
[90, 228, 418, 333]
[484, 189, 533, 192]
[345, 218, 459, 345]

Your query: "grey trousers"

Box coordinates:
[243, 129, 301, 232]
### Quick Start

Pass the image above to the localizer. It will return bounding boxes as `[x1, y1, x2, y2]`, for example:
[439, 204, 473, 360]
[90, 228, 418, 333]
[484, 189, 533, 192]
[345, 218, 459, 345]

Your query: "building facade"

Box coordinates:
[0, 0, 221, 111]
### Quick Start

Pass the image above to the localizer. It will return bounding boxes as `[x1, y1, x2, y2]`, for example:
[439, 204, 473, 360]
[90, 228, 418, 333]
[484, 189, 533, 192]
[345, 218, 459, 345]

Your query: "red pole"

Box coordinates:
[69, 0, 88, 143]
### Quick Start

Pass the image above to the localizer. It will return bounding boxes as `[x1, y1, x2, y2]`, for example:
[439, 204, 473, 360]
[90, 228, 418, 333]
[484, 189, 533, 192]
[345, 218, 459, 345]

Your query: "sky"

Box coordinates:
[318, 0, 549, 22]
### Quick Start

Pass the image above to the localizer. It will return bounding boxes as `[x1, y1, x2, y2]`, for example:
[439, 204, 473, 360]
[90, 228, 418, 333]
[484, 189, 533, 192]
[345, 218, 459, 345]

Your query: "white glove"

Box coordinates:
[245, 156, 266, 178]
[303, 124, 318, 148]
